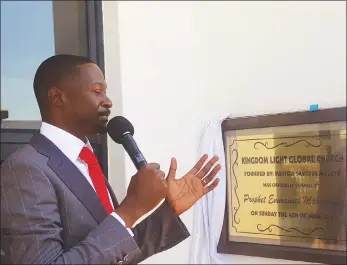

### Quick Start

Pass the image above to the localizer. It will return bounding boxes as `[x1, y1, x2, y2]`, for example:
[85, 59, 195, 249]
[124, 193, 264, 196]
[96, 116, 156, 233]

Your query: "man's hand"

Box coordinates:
[166, 154, 221, 216]
[115, 163, 168, 227]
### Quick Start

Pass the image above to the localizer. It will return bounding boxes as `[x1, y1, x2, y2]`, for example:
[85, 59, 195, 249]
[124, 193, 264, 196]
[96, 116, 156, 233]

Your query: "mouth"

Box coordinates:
[98, 110, 110, 121]
[99, 116, 109, 121]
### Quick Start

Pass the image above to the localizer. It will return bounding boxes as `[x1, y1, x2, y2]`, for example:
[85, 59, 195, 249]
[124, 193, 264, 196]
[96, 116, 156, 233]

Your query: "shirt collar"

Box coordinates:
[40, 122, 93, 163]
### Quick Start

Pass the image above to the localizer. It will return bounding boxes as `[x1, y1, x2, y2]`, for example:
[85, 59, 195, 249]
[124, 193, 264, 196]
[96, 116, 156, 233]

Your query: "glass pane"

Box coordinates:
[1, 0, 88, 121]
[1, 1, 55, 120]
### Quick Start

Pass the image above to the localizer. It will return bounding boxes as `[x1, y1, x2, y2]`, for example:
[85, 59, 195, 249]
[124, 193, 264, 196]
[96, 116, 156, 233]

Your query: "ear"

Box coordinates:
[48, 87, 66, 108]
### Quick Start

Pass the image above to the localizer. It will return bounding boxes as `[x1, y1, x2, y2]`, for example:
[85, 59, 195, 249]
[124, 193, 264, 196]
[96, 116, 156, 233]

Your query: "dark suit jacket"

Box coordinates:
[0, 133, 190, 264]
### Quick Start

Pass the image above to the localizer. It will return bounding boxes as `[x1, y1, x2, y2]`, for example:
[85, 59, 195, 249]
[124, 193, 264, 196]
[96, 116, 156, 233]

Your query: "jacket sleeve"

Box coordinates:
[0, 159, 141, 265]
[131, 200, 190, 264]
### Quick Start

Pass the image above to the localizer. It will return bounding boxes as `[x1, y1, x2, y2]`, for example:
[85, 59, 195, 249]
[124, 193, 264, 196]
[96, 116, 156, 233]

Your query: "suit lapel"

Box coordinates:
[30, 133, 108, 224]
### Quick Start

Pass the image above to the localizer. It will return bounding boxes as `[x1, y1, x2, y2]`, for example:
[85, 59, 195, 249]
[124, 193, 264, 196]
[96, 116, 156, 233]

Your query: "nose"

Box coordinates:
[102, 94, 113, 109]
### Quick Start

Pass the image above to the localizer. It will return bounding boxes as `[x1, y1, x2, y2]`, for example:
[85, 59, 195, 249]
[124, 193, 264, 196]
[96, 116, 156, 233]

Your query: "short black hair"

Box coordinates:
[33, 54, 94, 114]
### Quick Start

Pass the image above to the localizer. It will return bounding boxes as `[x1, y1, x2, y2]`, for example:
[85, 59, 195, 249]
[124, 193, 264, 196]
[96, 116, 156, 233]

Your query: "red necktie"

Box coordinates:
[79, 147, 114, 214]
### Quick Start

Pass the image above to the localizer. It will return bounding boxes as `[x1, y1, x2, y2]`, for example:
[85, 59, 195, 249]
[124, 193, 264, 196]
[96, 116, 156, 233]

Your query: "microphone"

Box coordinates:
[107, 116, 147, 170]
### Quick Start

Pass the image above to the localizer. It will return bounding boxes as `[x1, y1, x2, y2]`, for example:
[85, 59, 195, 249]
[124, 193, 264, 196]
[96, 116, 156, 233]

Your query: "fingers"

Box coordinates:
[197, 155, 219, 179]
[203, 178, 220, 194]
[157, 170, 165, 180]
[201, 163, 221, 184]
[148, 163, 160, 170]
[147, 163, 165, 179]
[167, 157, 177, 180]
[141, 163, 164, 179]
[188, 154, 208, 175]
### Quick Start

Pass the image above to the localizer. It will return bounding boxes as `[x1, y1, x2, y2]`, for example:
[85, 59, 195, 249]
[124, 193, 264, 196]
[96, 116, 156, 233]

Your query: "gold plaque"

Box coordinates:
[225, 121, 346, 251]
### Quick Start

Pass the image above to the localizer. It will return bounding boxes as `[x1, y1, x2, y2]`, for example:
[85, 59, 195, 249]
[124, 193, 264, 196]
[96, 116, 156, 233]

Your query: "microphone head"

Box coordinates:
[107, 116, 134, 144]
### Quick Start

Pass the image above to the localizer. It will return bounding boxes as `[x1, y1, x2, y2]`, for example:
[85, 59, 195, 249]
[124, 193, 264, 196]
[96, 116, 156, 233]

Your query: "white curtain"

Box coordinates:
[189, 119, 231, 264]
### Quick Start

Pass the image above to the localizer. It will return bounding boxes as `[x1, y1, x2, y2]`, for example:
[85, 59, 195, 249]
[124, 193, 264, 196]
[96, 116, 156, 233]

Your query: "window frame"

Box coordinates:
[86, 0, 108, 177]
[1, 0, 108, 177]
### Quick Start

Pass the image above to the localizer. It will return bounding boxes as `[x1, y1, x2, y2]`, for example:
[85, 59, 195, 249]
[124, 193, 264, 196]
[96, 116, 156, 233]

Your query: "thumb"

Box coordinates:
[167, 157, 177, 180]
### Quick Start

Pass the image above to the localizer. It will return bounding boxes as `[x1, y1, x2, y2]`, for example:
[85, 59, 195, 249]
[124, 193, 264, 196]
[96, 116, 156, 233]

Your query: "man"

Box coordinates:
[1, 54, 221, 264]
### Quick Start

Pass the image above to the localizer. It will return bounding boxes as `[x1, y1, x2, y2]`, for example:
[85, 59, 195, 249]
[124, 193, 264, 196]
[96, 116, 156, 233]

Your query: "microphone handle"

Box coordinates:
[121, 133, 147, 170]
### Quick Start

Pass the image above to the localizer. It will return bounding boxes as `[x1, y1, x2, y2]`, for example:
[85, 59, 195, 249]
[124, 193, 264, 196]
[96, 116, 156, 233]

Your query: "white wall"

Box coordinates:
[103, 1, 346, 264]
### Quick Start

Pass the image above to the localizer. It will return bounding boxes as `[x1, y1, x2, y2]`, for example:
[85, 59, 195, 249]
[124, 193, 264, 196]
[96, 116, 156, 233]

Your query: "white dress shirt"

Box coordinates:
[40, 122, 133, 236]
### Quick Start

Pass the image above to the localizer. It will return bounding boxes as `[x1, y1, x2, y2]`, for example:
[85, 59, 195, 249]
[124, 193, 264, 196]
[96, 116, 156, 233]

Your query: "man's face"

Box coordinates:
[62, 63, 112, 136]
